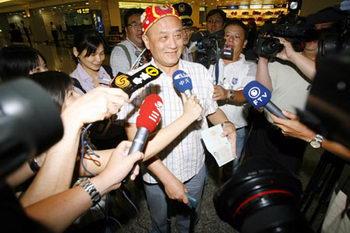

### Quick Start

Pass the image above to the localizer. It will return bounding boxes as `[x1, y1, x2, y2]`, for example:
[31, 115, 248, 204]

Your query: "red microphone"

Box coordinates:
[128, 94, 163, 154]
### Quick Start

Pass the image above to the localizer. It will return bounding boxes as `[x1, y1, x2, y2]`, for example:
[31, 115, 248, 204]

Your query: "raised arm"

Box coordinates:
[25, 141, 143, 233]
[256, 57, 273, 91]
[125, 93, 202, 161]
[20, 87, 128, 207]
[277, 38, 316, 81]
[271, 111, 350, 161]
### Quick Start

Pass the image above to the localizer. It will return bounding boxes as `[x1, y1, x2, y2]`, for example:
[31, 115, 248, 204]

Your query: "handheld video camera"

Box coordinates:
[191, 30, 225, 68]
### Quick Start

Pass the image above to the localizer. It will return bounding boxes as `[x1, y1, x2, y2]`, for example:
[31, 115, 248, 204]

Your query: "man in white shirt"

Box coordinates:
[118, 5, 236, 233]
[209, 20, 256, 160]
[110, 8, 145, 76]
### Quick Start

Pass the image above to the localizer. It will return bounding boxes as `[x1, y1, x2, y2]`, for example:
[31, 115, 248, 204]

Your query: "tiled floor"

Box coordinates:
[32, 42, 324, 233]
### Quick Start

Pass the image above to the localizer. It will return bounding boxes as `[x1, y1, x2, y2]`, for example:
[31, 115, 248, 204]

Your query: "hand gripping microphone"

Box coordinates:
[243, 81, 288, 119]
[172, 70, 193, 97]
[128, 94, 163, 154]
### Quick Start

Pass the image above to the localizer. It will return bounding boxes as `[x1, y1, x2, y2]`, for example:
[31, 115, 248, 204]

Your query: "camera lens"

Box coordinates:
[213, 157, 313, 233]
[262, 38, 284, 56]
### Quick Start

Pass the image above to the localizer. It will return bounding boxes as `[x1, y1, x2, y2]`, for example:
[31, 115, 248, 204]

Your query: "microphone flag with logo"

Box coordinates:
[128, 94, 163, 154]
[172, 69, 193, 97]
[111, 65, 162, 96]
[243, 81, 288, 119]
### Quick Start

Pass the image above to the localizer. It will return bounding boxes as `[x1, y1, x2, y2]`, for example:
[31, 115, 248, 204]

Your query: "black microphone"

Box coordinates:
[111, 65, 162, 96]
[243, 81, 288, 119]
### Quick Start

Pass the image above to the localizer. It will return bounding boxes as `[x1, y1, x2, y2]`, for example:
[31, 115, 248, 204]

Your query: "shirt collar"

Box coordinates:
[149, 58, 182, 77]
[76, 63, 110, 82]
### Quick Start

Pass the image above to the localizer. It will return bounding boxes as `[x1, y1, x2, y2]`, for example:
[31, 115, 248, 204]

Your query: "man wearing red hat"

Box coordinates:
[118, 5, 236, 233]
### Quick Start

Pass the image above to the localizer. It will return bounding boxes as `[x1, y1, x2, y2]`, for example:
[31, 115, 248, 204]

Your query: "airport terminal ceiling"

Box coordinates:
[0, 0, 289, 9]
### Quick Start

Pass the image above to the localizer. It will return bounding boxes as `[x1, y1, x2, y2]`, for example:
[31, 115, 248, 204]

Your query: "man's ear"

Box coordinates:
[142, 34, 150, 50]
[72, 47, 79, 58]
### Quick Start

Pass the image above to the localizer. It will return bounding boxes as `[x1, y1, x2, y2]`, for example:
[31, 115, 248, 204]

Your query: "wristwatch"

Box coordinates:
[75, 177, 101, 207]
[310, 134, 324, 149]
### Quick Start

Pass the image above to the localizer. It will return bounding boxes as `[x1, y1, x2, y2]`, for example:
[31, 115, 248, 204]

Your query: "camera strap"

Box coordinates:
[215, 62, 220, 85]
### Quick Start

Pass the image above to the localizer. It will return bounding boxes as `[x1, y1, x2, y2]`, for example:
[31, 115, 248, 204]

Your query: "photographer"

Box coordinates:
[191, 9, 226, 68]
[209, 19, 256, 160]
[245, 35, 318, 174]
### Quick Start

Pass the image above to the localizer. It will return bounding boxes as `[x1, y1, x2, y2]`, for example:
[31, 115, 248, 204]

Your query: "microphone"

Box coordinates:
[243, 81, 288, 119]
[111, 65, 163, 96]
[172, 70, 193, 97]
[128, 94, 163, 154]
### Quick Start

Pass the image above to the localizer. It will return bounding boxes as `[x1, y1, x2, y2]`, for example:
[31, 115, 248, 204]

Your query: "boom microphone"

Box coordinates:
[129, 94, 163, 154]
[172, 70, 193, 97]
[243, 81, 288, 119]
[111, 65, 162, 96]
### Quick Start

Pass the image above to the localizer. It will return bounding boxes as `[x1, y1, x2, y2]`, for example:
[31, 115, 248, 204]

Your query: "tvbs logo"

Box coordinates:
[247, 86, 270, 108]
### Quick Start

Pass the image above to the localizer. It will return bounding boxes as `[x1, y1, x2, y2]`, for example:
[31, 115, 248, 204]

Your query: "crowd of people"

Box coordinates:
[0, 2, 350, 233]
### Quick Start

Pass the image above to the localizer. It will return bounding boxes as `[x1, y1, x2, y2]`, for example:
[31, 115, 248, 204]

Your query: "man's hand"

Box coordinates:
[163, 176, 189, 205]
[276, 38, 297, 61]
[222, 121, 237, 155]
[213, 85, 228, 101]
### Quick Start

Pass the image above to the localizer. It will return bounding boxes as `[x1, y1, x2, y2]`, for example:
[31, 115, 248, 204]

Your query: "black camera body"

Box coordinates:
[318, 13, 350, 56]
[255, 37, 284, 59]
[192, 30, 225, 68]
[255, 15, 316, 59]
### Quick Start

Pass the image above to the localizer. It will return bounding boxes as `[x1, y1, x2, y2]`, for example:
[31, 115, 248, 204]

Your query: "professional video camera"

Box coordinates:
[0, 79, 63, 232]
[0, 79, 63, 178]
[255, 0, 318, 59]
[214, 157, 313, 233]
[317, 13, 350, 56]
[255, 15, 316, 59]
[300, 53, 350, 149]
[191, 29, 225, 68]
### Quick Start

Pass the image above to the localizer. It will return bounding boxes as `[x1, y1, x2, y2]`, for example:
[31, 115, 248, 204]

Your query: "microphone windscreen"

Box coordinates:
[243, 81, 272, 108]
[172, 70, 193, 94]
[136, 94, 163, 132]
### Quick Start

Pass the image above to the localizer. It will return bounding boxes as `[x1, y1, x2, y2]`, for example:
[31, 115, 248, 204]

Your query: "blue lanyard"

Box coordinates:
[215, 61, 220, 85]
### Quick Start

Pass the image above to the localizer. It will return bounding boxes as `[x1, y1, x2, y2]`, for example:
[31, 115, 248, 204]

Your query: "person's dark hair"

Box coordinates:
[0, 46, 46, 82]
[206, 9, 226, 22]
[225, 19, 248, 40]
[30, 71, 73, 110]
[123, 8, 144, 28]
[73, 30, 106, 63]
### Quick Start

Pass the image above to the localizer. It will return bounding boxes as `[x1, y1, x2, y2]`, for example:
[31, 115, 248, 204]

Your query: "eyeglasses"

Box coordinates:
[128, 23, 142, 29]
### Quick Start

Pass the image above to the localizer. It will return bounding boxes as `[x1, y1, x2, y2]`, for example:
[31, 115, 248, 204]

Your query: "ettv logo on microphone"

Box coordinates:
[243, 81, 271, 108]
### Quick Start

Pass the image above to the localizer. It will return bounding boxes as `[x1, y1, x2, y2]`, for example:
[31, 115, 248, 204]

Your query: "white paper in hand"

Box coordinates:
[201, 124, 236, 167]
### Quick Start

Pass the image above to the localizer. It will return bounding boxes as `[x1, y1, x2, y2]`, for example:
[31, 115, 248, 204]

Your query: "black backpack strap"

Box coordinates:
[102, 65, 114, 79]
[72, 78, 87, 94]
[117, 44, 132, 68]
